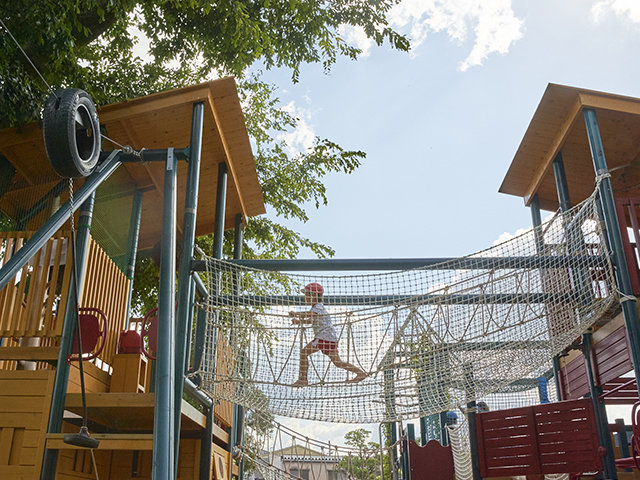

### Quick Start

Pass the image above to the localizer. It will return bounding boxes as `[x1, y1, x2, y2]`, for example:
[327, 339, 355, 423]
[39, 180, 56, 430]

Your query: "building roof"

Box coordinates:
[0, 77, 265, 250]
[500, 83, 640, 211]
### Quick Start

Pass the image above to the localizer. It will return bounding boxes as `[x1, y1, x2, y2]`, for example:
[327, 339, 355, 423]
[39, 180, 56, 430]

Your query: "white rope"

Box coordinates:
[197, 188, 618, 423]
[447, 421, 472, 480]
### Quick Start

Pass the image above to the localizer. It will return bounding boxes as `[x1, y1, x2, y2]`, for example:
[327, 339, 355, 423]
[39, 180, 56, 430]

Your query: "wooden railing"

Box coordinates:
[214, 335, 235, 427]
[0, 231, 72, 337]
[0, 231, 130, 369]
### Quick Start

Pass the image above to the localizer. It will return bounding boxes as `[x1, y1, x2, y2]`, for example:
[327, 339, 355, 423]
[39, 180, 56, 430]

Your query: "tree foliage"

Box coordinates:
[338, 429, 385, 480]
[0, 0, 410, 313]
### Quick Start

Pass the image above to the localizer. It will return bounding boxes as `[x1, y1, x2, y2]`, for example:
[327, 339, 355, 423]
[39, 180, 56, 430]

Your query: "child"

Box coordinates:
[289, 282, 367, 386]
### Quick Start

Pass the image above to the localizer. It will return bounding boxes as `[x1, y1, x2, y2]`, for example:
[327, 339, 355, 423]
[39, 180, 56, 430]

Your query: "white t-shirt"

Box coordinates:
[310, 303, 337, 342]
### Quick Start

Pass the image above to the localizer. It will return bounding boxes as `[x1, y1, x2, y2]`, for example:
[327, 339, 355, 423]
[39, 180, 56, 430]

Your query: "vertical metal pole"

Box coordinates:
[552, 153, 572, 212]
[152, 148, 178, 480]
[41, 192, 96, 480]
[464, 365, 482, 480]
[230, 213, 246, 480]
[581, 332, 617, 479]
[530, 194, 563, 401]
[200, 405, 214, 480]
[584, 108, 640, 398]
[125, 190, 144, 322]
[174, 102, 205, 471]
[419, 417, 427, 445]
[213, 162, 228, 259]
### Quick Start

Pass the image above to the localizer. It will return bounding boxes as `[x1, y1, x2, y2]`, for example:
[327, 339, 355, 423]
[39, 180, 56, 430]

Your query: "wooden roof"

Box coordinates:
[0, 77, 265, 250]
[500, 83, 640, 211]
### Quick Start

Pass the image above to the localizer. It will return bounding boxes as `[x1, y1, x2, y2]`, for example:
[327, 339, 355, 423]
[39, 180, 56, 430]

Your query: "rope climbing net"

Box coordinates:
[195, 188, 618, 423]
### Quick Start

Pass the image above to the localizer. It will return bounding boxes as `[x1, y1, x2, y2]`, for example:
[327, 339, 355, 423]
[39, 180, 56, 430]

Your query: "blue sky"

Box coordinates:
[248, 0, 640, 445]
[256, 0, 640, 261]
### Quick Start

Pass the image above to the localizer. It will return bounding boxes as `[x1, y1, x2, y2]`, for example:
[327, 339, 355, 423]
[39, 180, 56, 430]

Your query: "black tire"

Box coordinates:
[43, 88, 101, 178]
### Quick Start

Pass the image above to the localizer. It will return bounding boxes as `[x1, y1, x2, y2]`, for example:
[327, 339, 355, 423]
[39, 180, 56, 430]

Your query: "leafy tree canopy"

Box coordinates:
[0, 0, 410, 312]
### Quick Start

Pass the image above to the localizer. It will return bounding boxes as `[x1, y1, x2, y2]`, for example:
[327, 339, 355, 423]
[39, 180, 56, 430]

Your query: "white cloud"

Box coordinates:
[339, 25, 374, 58]
[591, 0, 640, 23]
[388, 0, 524, 71]
[277, 101, 316, 156]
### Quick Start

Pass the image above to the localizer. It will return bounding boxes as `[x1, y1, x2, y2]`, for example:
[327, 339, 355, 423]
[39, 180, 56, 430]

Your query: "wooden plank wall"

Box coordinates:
[0, 370, 55, 480]
[79, 236, 130, 368]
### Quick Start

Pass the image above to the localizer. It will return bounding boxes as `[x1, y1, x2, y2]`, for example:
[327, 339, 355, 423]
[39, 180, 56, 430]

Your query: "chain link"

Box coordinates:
[68, 178, 75, 234]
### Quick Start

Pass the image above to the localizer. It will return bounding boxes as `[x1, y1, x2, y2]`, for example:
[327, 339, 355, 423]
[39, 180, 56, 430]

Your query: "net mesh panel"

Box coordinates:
[0, 169, 134, 276]
[197, 190, 618, 424]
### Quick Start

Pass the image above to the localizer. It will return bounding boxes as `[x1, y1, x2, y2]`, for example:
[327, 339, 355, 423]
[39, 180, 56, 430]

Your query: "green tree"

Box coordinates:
[338, 429, 385, 480]
[0, 1, 410, 312]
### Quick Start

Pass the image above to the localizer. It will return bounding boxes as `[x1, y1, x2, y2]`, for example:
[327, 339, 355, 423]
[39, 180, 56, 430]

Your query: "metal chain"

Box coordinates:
[68, 178, 75, 234]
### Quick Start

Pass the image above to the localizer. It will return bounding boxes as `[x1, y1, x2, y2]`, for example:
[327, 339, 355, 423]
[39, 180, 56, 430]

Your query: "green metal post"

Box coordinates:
[213, 162, 228, 259]
[230, 213, 245, 480]
[581, 332, 617, 479]
[530, 194, 563, 401]
[583, 108, 640, 398]
[40, 192, 96, 480]
[152, 148, 178, 480]
[174, 102, 205, 470]
[125, 190, 144, 322]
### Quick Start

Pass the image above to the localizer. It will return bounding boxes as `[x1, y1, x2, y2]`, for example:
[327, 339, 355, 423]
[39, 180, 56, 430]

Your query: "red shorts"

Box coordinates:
[313, 338, 337, 355]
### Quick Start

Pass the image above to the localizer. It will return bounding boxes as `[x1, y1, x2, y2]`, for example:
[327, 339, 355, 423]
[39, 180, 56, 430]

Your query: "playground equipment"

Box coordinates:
[2, 79, 640, 480]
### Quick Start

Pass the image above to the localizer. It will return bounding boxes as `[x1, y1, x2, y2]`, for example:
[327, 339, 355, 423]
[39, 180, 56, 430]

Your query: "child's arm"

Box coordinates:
[289, 309, 315, 324]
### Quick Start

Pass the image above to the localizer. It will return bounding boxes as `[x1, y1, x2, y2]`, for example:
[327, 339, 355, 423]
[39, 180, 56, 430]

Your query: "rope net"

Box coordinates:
[196, 189, 617, 423]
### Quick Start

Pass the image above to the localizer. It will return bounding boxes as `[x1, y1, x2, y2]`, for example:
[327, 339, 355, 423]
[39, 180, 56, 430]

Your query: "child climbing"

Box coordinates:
[289, 282, 367, 386]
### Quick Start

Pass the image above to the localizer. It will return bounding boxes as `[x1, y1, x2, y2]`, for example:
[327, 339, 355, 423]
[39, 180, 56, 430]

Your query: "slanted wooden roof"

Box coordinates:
[500, 83, 640, 211]
[0, 77, 265, 250]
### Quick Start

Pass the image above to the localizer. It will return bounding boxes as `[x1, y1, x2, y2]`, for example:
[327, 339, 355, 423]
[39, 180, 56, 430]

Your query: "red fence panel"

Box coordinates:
[477, 399, 602, 477]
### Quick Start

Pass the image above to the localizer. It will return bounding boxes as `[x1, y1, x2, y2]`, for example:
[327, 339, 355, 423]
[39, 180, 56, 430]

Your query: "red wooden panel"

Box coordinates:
[408, 440, 453, 480]
[559, 356, 590, 399]
[537, 430, 593, 445]
[615, 198, 640, 296]
[484, 445, 538, 460]
[484, 435, 537, 449]
[484, 464, 540, 477]
[482, 425, 533, 440]
[485, 454, 537, 468]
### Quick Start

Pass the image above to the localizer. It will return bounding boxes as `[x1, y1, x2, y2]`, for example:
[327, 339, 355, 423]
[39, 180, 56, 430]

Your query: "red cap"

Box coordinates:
[302, 282, 324, 295]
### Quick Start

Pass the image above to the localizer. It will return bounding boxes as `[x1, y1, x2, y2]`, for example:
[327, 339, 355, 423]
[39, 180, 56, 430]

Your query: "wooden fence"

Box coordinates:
[0, 231, 130, 369]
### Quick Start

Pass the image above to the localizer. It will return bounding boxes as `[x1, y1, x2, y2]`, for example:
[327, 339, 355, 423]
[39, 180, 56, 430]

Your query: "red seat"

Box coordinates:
[66, 307, 108, 364]
[615, 401, 640, 470]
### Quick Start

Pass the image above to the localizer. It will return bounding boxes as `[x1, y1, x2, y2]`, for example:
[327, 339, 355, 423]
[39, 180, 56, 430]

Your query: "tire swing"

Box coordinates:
[42, 89, 102, 449]
[43, 88, 101, 178]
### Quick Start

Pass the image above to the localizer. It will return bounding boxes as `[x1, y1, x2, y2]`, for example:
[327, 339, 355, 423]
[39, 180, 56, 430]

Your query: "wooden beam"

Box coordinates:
[523, 96, 584, 206]
[579, 93, 640, 116]
[207, 90, 248, 219]
[46, 433, 154, 450]
[0, 346, 59, 361]
[98, 87, 212, 124]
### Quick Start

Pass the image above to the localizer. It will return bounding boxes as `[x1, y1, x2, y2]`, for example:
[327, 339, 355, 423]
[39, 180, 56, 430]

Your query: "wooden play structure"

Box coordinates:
[0, 78, 264, 479]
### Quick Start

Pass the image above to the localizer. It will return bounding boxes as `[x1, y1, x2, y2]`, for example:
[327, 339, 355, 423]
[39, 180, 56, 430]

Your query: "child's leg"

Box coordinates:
[294, 341, 319, 386]
[327, 351, 366, 383]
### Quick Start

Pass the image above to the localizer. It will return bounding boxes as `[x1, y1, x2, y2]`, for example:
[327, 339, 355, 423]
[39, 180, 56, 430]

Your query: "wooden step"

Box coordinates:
[0, 346, 59, 361]
[46, 433, 154, 450]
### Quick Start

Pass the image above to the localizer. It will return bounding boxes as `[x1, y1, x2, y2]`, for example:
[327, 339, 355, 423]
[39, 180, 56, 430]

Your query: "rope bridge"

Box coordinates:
[195, 190, 617, 423]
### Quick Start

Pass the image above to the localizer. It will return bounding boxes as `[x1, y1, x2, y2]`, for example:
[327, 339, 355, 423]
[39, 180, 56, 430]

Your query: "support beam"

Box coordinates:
[125, 190, 144, 322]
[191, 256, 609, 272]
[583, 108, 640, 399]
[40, 192, 96, 480]
[152, 148, 178, 480]
[174, 101, 205, 472]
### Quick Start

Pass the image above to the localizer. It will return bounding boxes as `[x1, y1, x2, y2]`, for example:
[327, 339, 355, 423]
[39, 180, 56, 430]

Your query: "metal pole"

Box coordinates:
[552, 153, 572, 212]
[0, 151, 121, 291]
[213, 162, 228, 259]
[230, 213, 246, 480]
[152, 148, 178, 480]
[581, 332, 617, 479]
[125, 190, 144, 322]
[174, 102, 205, 471]
[40, 192, 96, 480]
[584, 108, 640, 398]
[464, 365, 482, 480]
